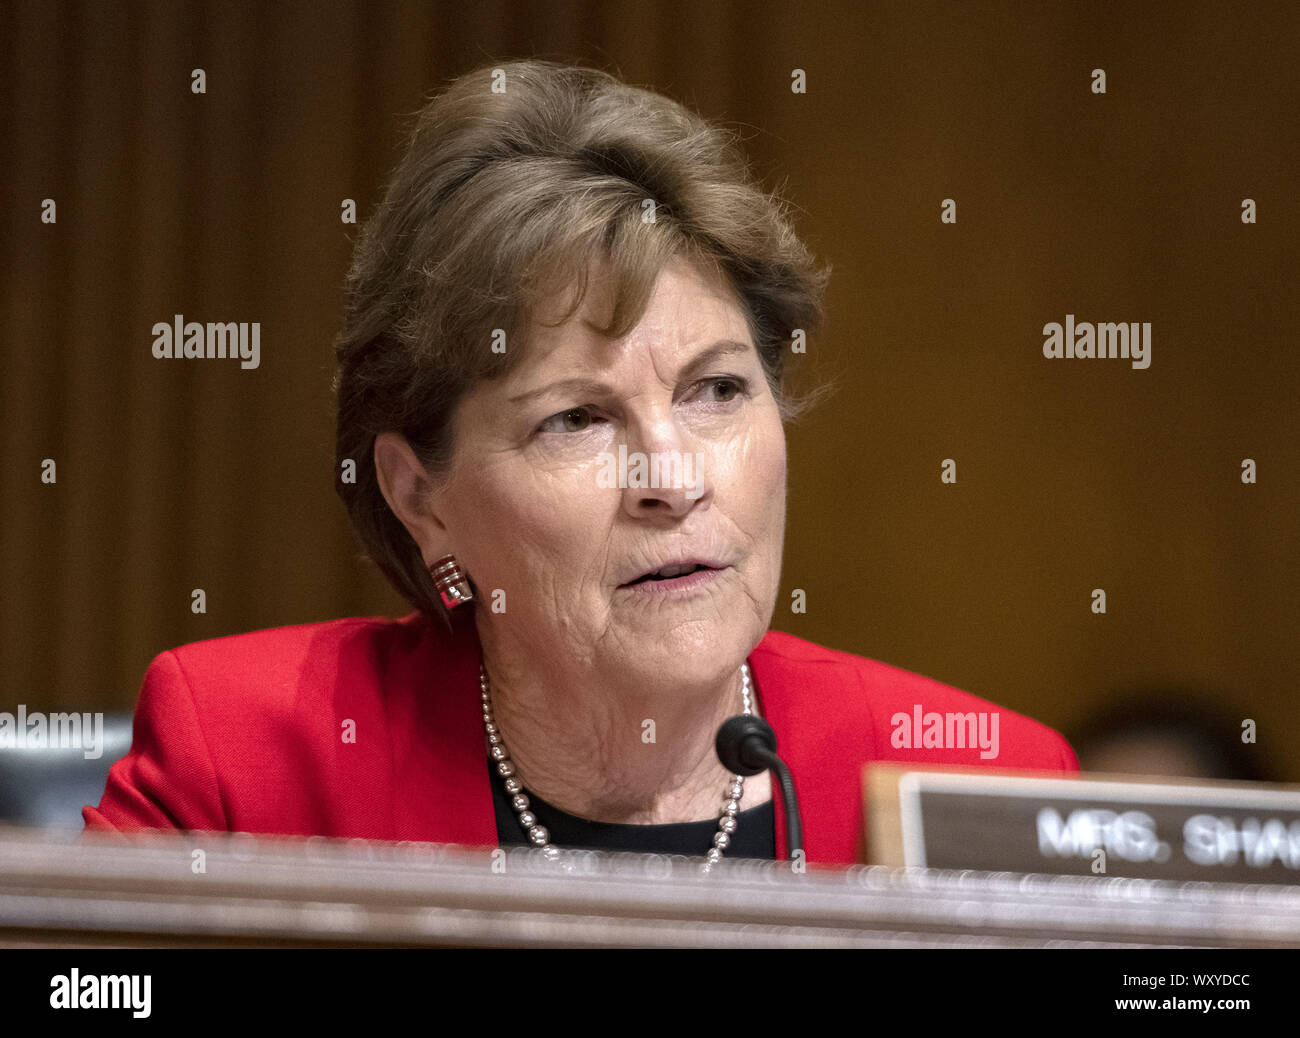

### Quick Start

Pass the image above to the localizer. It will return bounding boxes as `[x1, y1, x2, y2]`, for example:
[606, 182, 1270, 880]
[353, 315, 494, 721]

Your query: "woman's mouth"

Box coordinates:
[618, 564, 727, 594]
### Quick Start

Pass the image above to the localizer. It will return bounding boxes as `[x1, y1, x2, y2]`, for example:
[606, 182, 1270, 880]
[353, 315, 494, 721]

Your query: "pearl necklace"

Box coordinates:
[480, 661, 753, 868]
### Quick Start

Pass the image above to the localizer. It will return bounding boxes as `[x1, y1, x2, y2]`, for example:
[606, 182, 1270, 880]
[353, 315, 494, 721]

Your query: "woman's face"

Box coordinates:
[434, 256, 787, 694]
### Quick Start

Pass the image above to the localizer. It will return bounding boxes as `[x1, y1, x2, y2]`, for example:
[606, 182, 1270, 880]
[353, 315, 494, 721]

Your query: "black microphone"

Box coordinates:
[715, 716, 803, 860]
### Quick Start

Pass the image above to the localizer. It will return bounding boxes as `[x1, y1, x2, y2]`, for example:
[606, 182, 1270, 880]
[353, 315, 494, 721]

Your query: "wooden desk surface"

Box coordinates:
[3, 825, 1299, 948]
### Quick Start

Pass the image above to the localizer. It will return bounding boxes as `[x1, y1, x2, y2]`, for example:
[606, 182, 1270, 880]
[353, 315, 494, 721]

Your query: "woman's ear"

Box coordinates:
[373, 432, 449, 561]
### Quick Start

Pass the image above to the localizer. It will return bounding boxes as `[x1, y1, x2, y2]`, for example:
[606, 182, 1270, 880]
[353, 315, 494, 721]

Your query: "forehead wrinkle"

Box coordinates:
[506, 261, 753, 405]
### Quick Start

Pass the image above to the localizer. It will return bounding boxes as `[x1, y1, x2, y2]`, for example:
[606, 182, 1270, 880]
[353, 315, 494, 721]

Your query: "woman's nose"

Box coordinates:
[623, 449, 710, 513]
[617, 413, 712, 517]
[620, 458, 710, 517]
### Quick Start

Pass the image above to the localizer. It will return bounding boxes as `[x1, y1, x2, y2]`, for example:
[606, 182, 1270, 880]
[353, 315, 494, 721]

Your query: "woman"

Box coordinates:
[84, 60, 1077, 865]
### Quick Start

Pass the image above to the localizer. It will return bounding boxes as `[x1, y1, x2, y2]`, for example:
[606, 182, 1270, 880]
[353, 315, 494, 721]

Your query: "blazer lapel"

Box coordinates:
[387, 611, 498, 846]
[749, 634, 872, 866]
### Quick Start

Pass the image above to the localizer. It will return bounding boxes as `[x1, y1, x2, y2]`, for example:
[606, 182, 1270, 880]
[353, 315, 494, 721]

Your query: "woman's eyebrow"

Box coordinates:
[508, 338, 753, 406]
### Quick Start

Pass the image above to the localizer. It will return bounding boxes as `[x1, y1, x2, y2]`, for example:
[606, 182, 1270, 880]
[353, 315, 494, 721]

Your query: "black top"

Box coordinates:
[489, 754, 777, 858]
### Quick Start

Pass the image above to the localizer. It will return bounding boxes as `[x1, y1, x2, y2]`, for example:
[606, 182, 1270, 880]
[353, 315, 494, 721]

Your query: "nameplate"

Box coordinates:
[864, 764, 1300, 885]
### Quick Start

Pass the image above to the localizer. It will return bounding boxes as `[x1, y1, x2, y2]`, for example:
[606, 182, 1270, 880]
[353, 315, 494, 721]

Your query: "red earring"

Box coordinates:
[429, 554, 474, 609]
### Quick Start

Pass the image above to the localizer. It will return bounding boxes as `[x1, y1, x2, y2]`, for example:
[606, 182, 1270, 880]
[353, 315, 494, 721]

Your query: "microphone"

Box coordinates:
[715, 716, 804, 860]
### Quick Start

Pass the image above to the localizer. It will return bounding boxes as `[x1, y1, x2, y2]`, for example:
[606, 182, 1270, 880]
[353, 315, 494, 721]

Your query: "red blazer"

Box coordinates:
[83, 611, 1078, 864]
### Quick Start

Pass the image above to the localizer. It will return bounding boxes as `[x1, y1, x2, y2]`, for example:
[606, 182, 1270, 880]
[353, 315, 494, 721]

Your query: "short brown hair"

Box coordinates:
[334, 59, 831, 621]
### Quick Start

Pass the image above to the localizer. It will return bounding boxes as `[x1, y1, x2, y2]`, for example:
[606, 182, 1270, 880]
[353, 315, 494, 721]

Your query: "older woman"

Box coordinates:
[84, 60, 1076, 865]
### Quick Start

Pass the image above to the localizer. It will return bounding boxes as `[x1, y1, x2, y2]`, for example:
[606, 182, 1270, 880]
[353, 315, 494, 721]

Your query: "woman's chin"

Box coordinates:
[602, 585, 769, 664]
[610, 629, 752, 692]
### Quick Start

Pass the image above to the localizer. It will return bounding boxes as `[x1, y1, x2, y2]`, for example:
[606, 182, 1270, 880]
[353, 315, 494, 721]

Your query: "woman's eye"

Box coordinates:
[697, 376, 746, 403]
[539, 406, 598, 434]
[536, 380, 746, 436]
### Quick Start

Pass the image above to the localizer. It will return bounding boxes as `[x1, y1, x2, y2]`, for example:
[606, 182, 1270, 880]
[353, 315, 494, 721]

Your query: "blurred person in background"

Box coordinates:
[1069, 692, 1279, 783]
